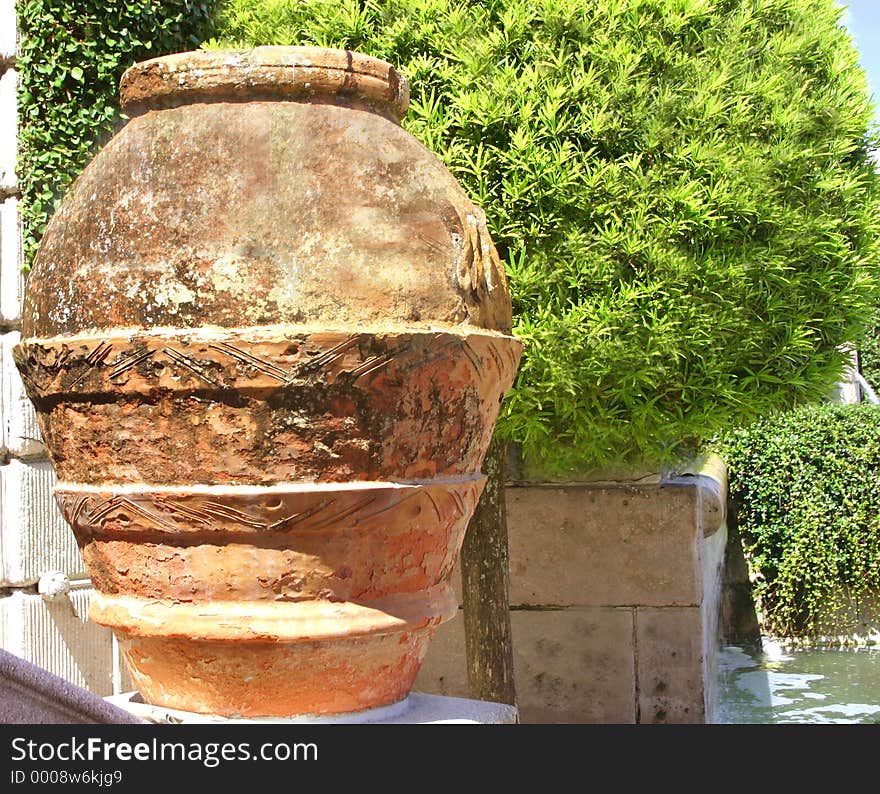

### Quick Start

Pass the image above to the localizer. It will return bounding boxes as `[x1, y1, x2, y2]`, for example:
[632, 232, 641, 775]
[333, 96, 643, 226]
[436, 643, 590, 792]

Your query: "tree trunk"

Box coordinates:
[460, 434, 517, 708]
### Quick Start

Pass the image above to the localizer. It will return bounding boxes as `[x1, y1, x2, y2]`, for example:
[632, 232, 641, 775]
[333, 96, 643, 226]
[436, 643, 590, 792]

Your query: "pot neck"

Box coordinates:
[119, 46, 409, 123]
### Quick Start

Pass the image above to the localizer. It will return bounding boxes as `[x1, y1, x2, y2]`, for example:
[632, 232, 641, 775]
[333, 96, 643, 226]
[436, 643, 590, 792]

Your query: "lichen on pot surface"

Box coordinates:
[15, 46, 522, 718]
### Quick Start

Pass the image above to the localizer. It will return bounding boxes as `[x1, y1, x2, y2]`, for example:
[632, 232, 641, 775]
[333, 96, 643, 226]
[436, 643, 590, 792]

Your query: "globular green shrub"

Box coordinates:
[17, 1, 217, 268]
[207, 0, 880, 473]
[717, 405, 880, 638]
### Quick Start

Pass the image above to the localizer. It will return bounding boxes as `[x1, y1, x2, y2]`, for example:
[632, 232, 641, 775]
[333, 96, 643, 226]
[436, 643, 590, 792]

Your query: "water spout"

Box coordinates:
[855, 371, 880, 404]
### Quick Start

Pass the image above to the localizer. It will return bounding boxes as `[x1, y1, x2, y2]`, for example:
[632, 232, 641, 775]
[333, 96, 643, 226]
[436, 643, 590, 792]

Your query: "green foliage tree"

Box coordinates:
[717, 404, 880, 638]
[204, 0, 880, 473]
[17, 0, 216, 267]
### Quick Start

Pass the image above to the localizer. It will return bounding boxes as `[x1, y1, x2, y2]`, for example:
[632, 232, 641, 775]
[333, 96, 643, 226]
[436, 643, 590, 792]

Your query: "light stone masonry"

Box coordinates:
[635, 607, 706, 723]
[0, 458, 87, 585]
[511, 608, 637, 723]
[1, 196, 23, 325]
[0, 583, 129, 697]
[0, 67, 16, 197]
[506, 483, 702, 607]
[2, 331, 45, 458]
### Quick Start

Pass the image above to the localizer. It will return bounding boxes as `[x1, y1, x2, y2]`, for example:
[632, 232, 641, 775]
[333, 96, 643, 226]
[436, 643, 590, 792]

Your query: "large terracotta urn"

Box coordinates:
[14, 47, 522, 718]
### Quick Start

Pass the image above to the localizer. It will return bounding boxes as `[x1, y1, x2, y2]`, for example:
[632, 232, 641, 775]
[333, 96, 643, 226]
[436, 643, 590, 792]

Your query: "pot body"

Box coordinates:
[15, 47, 521, 717]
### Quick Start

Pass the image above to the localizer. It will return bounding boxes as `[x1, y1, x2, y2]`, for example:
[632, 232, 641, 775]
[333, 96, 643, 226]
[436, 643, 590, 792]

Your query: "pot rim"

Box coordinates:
[119, 45, 410, 121]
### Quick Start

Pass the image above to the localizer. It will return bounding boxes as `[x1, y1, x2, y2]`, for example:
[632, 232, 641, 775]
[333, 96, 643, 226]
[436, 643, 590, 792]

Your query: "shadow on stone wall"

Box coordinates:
[719, 499, 761, 645]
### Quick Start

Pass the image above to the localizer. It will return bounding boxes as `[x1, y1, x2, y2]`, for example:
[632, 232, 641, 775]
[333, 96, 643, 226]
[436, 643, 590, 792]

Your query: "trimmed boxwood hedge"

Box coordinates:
[717, 404, 880, 639]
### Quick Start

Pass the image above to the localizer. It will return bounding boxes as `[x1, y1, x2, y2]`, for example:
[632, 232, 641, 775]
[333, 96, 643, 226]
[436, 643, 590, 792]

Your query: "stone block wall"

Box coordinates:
[0, 1, 129, 698]
[416, 463, 728, 723]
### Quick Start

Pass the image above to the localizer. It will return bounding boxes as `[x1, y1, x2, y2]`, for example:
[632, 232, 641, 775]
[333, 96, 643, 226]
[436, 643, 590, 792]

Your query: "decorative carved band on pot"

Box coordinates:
[14, 47, 522, 718]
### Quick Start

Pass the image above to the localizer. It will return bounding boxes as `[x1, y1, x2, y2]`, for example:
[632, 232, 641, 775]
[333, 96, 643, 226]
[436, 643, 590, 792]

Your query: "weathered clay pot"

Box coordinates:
[14, 47, 522, 718]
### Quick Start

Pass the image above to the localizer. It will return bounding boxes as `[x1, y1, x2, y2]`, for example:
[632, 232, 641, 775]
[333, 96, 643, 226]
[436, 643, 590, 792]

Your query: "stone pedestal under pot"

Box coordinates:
[15, 47, 522, 718]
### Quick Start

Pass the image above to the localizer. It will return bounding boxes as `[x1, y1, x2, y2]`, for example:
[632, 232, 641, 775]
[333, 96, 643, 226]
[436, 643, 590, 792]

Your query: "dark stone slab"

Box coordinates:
[0, 647, 144, 724]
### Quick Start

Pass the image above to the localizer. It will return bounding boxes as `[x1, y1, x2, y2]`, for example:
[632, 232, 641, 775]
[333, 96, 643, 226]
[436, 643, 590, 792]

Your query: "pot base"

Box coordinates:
[116, 627, 437, 718]
[94, 589, 455, 718]
[109, 690, 520, 724]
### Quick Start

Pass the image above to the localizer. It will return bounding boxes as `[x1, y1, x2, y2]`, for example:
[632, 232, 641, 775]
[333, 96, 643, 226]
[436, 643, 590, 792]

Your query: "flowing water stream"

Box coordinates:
[714, 641, 880, 723]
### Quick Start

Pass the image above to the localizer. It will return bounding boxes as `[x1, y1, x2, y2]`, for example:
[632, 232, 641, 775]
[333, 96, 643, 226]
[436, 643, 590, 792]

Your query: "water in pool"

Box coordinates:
[714, 640, 880, 723]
